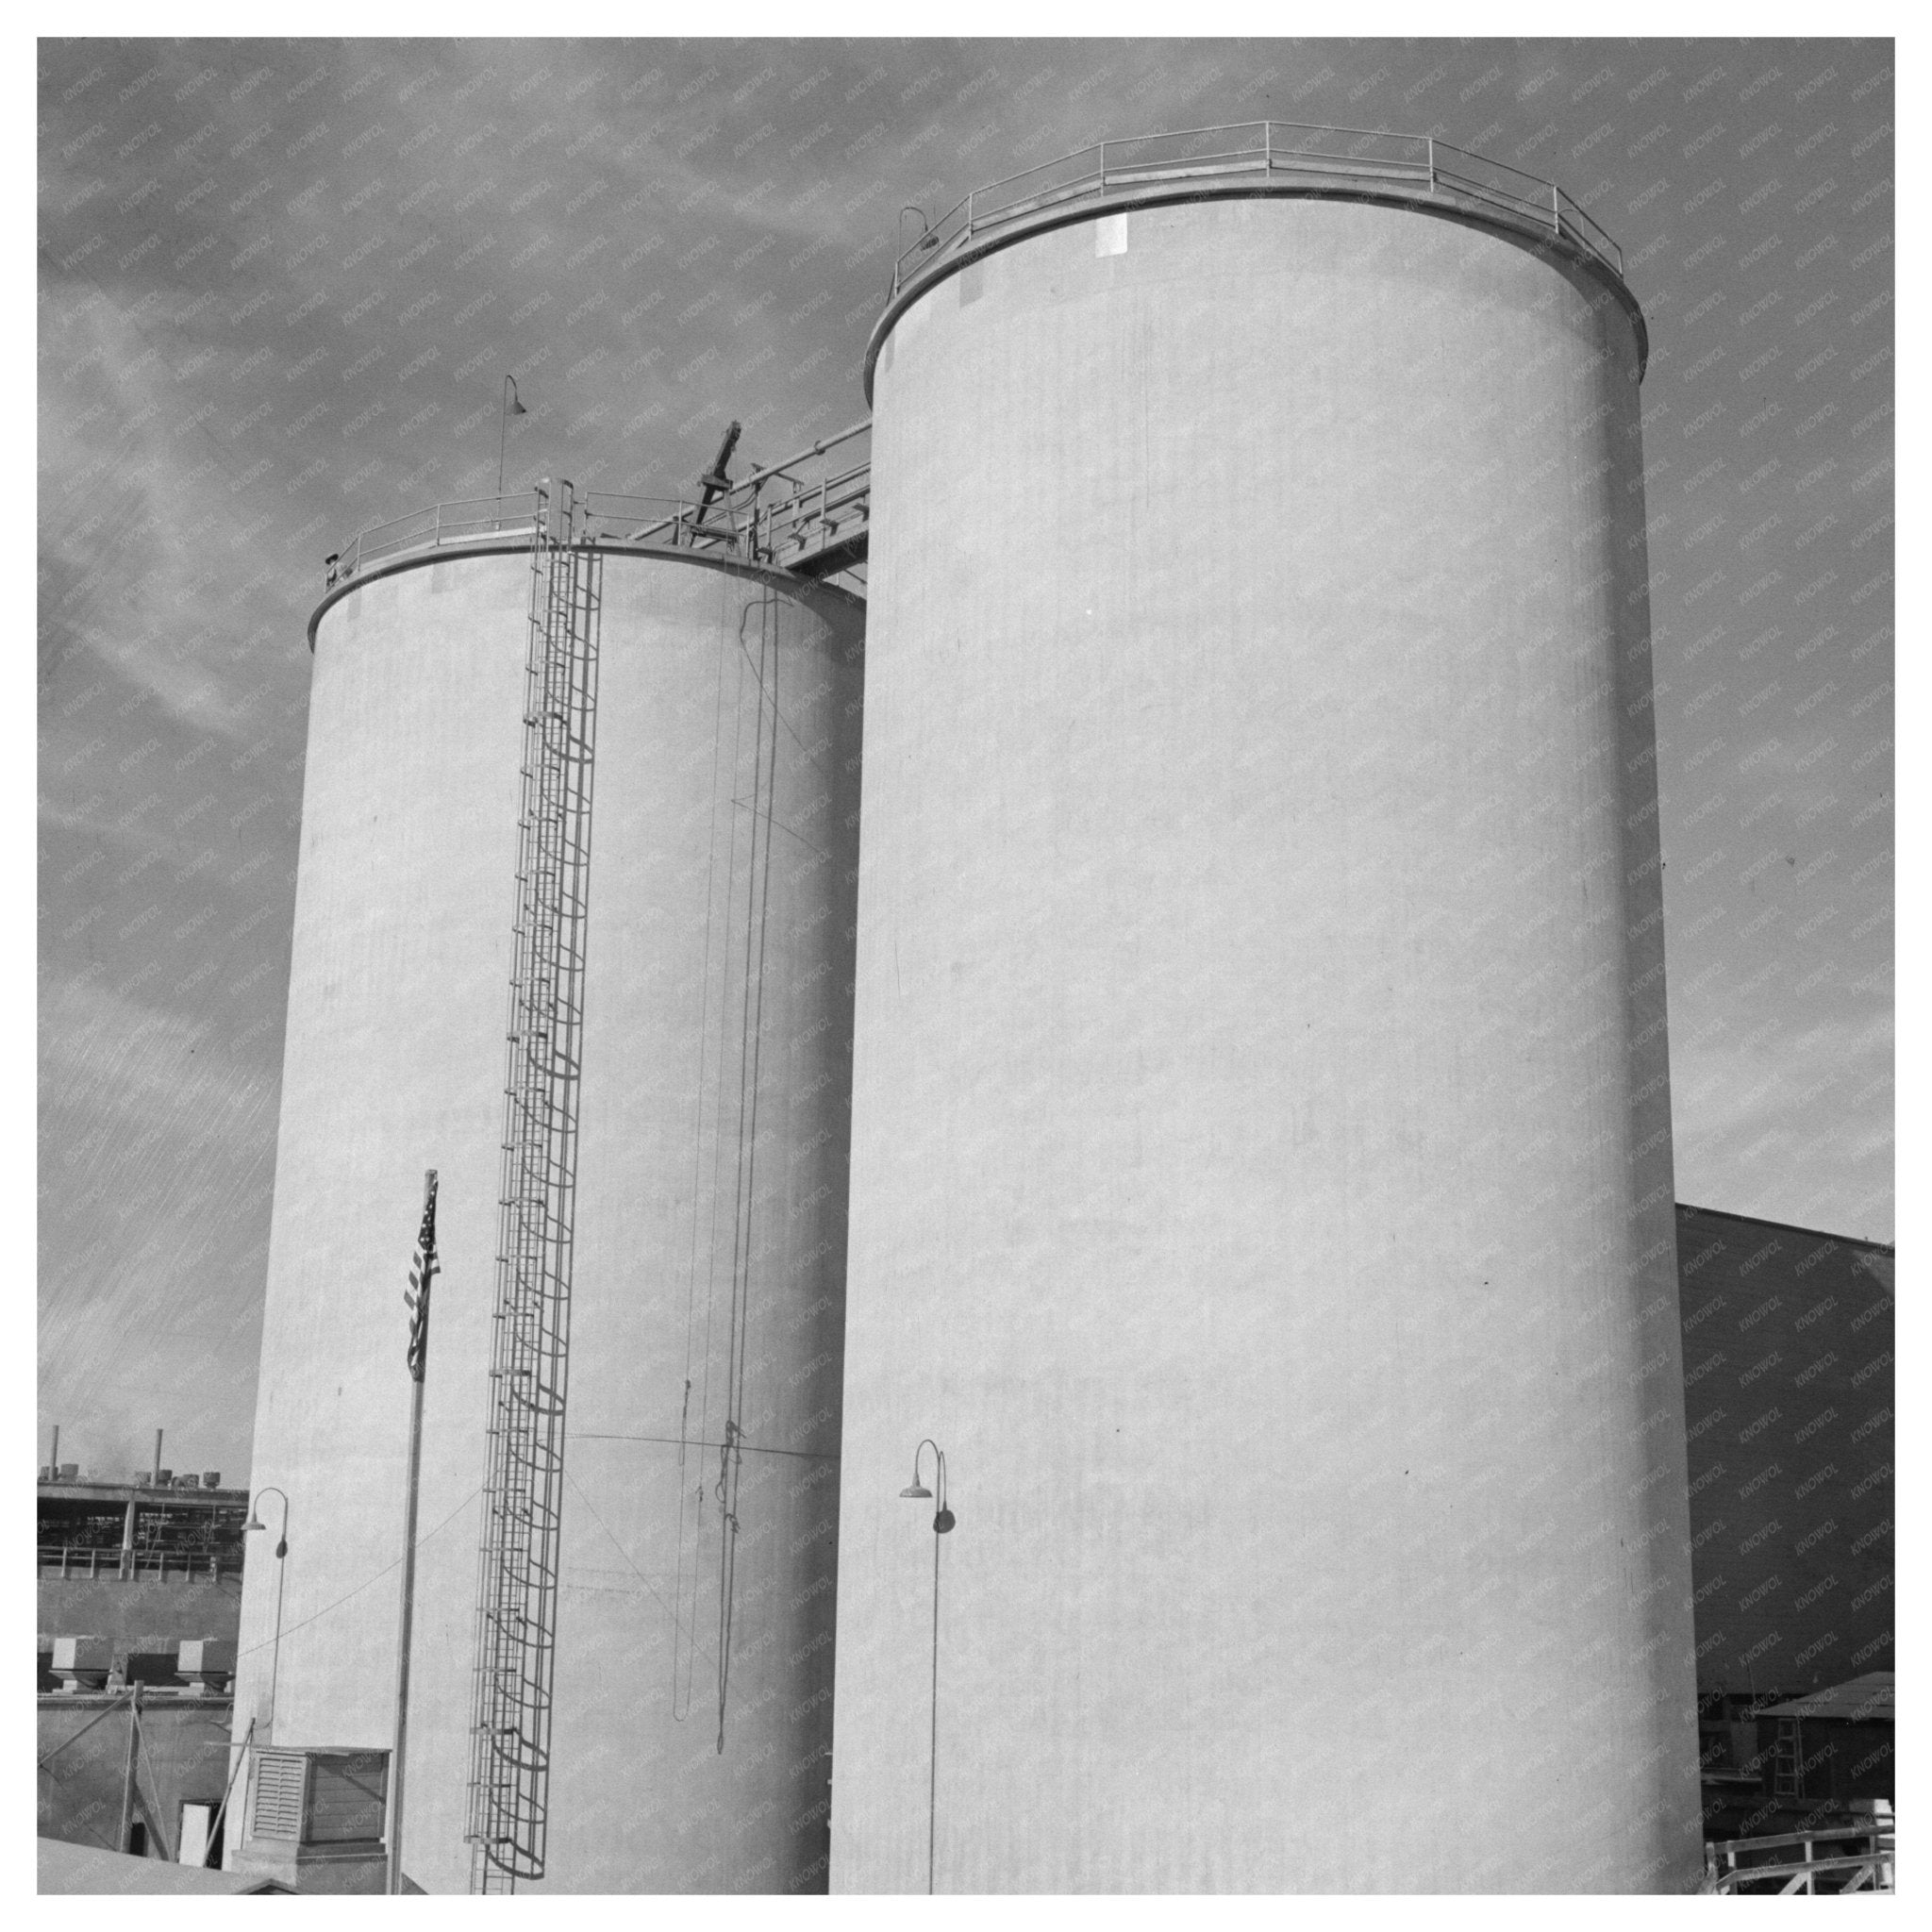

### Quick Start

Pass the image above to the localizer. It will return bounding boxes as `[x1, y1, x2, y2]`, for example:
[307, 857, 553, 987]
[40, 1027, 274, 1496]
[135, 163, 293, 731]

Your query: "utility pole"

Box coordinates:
[117, 1685, 142, 1855]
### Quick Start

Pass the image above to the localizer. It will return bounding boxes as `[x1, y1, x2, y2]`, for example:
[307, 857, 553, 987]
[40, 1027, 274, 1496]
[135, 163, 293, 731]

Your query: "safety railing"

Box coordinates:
[1706, 1823, 1895, 1893]
[591, 420, 872, 575]
[39, 1544, 241, 1582]
[325, 423, 873, 594]
[573, 493, 713, 547]
[325, 493, 544, 590]
[889, 120, 1625, 301]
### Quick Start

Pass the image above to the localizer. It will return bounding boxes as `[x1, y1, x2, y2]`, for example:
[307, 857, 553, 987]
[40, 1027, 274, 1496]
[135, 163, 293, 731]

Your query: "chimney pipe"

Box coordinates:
[153, 1429, 163, 1487]
[50, 1424, 58, 1479]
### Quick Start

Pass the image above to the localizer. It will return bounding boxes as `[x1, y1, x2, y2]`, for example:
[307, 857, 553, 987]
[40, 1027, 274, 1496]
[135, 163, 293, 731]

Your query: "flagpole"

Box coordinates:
[388, 1169, 437, 1896]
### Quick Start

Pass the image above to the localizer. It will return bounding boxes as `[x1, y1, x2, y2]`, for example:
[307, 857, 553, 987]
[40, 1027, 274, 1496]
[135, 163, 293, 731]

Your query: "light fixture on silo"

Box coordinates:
[900, 1439, 953, 1532]
[497, 375, 527, 501]
[244, 1487, 291, 1733]
[901, 1439, 953, 1892]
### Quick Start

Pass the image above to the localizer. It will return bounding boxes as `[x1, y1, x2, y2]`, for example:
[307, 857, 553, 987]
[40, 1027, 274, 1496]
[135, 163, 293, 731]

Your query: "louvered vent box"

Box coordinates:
[236, 1746, 390, 1893]
[249, 1751, 308, 1839]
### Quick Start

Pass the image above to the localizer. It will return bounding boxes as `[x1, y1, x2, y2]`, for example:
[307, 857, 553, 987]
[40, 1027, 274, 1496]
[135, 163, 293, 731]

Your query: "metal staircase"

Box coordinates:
[466, 482, 601, 1893]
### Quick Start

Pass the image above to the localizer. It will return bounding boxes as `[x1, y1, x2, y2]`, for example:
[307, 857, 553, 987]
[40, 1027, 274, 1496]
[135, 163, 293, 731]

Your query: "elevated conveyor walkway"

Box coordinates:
[321, 421, 872, 607]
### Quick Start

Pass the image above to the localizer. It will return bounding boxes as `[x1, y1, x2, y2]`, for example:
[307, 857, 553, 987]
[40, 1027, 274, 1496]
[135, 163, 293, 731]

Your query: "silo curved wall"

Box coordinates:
[833, 196, 1698, 1891]
[233, 543, 862, 1892]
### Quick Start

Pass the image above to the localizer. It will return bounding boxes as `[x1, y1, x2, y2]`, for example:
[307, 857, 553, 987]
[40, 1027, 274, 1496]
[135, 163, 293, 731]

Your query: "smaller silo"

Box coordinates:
[233, 484, 863, 1892]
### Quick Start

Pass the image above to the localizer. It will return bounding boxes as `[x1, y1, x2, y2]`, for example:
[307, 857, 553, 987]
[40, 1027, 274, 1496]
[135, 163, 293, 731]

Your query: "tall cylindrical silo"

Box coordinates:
[833, 136, 1700, 1892]
[231, 521, 862, 1892]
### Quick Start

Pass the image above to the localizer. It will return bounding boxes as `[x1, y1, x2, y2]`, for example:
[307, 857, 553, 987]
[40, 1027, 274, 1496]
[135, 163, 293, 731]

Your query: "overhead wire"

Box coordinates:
[563, 1467, 715, 1669]
[574, 1430, 836, 1463]
[234, 1486, 481, 1660]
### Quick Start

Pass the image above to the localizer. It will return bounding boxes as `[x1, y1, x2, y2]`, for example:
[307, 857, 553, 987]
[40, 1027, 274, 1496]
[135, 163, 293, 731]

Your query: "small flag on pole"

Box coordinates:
[405, 1171, 439, 1383]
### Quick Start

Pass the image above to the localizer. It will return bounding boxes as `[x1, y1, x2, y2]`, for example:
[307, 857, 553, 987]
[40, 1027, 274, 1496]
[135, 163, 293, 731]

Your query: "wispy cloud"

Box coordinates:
[39, 976, 279, 1468]
[40, 293, 298, 743]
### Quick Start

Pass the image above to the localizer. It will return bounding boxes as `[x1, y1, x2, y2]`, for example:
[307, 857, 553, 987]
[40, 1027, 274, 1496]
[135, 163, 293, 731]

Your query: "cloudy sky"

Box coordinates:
[38, 35, 1892, 1484]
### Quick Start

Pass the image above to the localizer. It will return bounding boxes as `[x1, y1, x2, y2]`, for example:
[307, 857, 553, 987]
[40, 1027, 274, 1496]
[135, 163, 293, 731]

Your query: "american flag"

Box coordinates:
[405, 1171, 439, 1383]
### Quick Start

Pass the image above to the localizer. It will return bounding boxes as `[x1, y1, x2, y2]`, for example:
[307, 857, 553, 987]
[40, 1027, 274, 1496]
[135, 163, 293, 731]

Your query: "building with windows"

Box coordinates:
[37, 1475, 246, 1866]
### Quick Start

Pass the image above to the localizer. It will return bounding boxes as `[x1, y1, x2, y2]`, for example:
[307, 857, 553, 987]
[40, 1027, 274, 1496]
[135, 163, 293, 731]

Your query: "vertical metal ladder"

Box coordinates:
[1772, 1717, 1804, 1801]
[466, 483, 601, 1893]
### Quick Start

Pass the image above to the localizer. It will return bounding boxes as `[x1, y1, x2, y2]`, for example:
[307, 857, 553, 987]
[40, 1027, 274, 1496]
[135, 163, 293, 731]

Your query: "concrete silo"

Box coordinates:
[832, 127, 1700, 1891]
[231, 493, 862, 1892]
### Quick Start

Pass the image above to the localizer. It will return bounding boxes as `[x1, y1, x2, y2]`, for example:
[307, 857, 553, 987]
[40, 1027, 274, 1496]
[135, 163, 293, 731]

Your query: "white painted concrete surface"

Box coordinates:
[835, 196, 1699, 1892]
[235, 547, 862, 1891]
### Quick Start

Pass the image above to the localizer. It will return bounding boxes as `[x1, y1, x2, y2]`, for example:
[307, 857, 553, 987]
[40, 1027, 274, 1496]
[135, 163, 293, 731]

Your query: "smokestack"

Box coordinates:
[50, 1424, 58, 1478]
[153, 1429, 163, 1486]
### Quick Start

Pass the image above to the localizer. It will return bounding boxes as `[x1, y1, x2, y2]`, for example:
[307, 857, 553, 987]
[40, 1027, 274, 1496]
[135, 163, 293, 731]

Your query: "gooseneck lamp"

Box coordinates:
[899, 1438, 954, 1534]
[901, 1439, 954, 1891]
[243, 1487, 291, 1732]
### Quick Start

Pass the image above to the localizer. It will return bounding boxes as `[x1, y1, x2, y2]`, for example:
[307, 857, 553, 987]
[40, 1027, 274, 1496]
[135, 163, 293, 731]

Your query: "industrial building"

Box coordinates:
[209, 124, 1891, 1893]
[1674, 1205, 1894, 1840]
[37, 1468, 246, 1866]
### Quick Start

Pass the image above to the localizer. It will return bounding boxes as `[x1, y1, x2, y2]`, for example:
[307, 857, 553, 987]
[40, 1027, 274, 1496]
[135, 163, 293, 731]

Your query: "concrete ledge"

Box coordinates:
[231, 1838, 389, 1894]
[307, 533, 865, 652]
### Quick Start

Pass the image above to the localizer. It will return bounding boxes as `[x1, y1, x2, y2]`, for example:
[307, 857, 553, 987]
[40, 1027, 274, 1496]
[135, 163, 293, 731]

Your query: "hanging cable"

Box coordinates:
[674, 572, 744, 1724]
[714, 586, 783, 1755]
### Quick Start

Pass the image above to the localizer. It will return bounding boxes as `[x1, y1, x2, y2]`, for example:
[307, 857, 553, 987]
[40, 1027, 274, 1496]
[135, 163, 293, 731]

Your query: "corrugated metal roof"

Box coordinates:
[1758, 1673, 1894, 1724]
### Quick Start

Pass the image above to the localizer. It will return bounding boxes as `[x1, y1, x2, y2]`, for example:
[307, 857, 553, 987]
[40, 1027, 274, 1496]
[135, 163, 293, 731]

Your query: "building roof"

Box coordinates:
[1758, 1673, 1894, 1724]
[1675, 1201, 1895, 1257]
[37, 1837, 289, 1894]
[38, 1480, 250, 1510]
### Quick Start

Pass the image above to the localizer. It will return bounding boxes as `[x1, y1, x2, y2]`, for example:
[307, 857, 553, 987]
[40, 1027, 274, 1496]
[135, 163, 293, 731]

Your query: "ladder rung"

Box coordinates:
[472, 558, 596, 1881]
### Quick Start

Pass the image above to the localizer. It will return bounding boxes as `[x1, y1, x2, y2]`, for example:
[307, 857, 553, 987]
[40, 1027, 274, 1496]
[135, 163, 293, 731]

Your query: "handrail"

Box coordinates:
[39, 1543, 239, 1580]
[325, 493, 544, 589]
[1709, 1824, 1893, 1860]
[887, 119, 1627, 302]
[1711, 1852, 1894, 1894]
[1705, 1822, 1895, 1895]
[322, 422, 874, 596]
